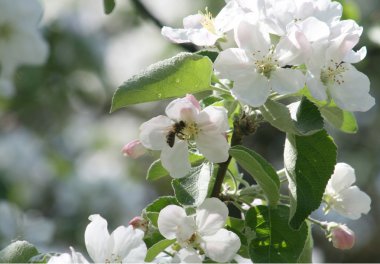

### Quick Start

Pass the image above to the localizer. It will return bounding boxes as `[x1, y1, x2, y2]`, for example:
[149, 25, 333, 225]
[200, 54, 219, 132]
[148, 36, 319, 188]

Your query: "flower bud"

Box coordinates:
[328, 223, 355, 250]
[129, 216, 148, 232]
[122, 139, 146, 159]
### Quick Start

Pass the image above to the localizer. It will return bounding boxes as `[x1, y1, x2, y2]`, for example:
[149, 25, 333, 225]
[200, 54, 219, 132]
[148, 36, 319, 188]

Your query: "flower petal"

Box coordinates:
[160, 140, 191, 178]
[196, 106, 229, 133]
[344, 46, 367, 64]
[139, 115, 173, 150]
[201, 228, 241, 263]
[196, 132, 229, 163]
[327, 163, 356, 194]
[234, 18, 270, 53]
[84, 214, 110, 263]
[329, 64, 375, 112]
[174, 248, 203, 264]
[306, 71, 328, 101]
[161, 26, 192, 43]
[333, 186, 371, 220]
[165, 97, 199, 122]
[232, 72, 271, 107]
[196, 198, 228, 236]
[271, 68, 305, 94]
[214, 48, 253, 80]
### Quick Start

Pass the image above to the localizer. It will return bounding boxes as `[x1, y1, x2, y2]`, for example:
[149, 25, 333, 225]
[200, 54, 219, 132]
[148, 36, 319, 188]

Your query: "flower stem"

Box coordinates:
[308, 217, 328, 229]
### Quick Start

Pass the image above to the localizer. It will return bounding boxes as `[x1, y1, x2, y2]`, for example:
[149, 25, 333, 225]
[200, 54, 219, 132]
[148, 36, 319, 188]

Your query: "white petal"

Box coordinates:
[139, 115, 173, 150]
[69, 247, 90, 264]
[196, 106, 229, 133]
[214, 48, 253, 80]
[110, 225, 146, 263]
[270, 68, 305, 94]
[327, 163, 356, 194]
[196, 132, 229, 163]
[306, 71, 328, 101]
[333, 186, 371, 220]
[122, 241, 148, 263]
[165, 97, 199, 122]
[201, 228, 241, 263]
[158, 205, 196, 243]
[188, 28, 220, 46]
[183, 14, 203, 29]
[84, 214, 110, 263]
[234, 18, 270, 53]
[215, 0, 244, 33]
[344, 46, 367, 64]
[196, 198, 228, 236]
[299, 17, 330, 42]
[175, 248, 203, 263]
[232, 73, 271, 107]
[160, 140, 191, 178]
[329, 64, 375, 112]
[161, 26, 192, 43]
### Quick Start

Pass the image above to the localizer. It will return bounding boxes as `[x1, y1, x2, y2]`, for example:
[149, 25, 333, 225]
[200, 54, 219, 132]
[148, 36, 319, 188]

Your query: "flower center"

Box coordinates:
[166, 121, 199, 147]
[320, 61, 347, 86]
[254, 54, 279, 78]
[199, 8, 217, 34]
[0, 23, 12, 40]
[105, 254, 122, 264]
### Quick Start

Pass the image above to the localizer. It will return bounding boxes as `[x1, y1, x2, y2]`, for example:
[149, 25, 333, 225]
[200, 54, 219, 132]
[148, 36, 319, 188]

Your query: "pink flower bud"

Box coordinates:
[328, 223, 355, 250]
[129, 216, 148, 232]
[122, 139, 146, 159]
[185, 94, 201, 111]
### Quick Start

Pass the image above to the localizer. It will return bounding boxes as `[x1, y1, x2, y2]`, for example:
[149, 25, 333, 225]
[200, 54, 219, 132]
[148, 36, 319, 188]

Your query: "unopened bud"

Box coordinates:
[129, 216, 148, 232]
[328, 223, 355, 250]
[122, 139, 146, 159]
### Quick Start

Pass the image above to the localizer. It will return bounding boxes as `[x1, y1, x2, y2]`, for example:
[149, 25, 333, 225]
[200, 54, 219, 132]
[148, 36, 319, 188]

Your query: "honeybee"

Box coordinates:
[166, 121, 186, 147]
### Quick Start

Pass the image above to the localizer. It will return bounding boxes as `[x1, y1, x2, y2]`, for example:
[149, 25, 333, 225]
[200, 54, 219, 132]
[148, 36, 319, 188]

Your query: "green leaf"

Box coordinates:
[320, 106, 358, 133]
[145, 239, 176, 262]
[172, 163, 212, 206]
[260, 97, 323, 136]
[111, 53, 213, 112]
[229, 146, 280, 207]
[226, 216, 245, 232]
[147, 153, 204, 181]
[195, 50, 219, 62]
[144, 196, 179, 227]
[0, 241, 39, 263]
[284, 130, 337, 229]
[103, 0, 115, 14]
[246, 205, 308, 263]
[298, 222, 313, 263]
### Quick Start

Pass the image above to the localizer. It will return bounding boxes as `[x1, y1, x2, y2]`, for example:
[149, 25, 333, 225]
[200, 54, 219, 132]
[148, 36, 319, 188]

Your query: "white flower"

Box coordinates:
[324, 163, 371, 220]
[0, 0, 48, 96]
[172, 248, 203, 263]
[48, 247, 89, 264]
[139, 94, 230, 178]
[84, 214, 147, 263]
[157, 198, 241, 263]
[161, 1, 243, 46]
[214, 17, 305, 107]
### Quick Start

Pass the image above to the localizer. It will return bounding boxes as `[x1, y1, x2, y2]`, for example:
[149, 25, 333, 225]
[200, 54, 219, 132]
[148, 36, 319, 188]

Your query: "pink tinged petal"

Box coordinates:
[201, 228, 241, 263]
[185, 94, 201, 111]
[214, 48, 253, 80]
[158, 205, 196, 243]
[196, 198, 228, 236]
[84, 214, 111, 263]
[161, 26, 192, 43]
[234, 18, 270, 53]
[232, 72, 271, 107]
[122, 139, 146, 159]
[270, 68, 305, 94]
[196, 132, 229, 163]
[139, 115, 172, 150]
[330, 225, 355, 250]
[160, 140, 191, 178]
[329, 65, 375, 112]
[196, 106, 229, 133]
[165, 97, 199, 122]
[344, 46, 367, 64]
[306, 71, 328, 101]
[335, 186, 371, 220]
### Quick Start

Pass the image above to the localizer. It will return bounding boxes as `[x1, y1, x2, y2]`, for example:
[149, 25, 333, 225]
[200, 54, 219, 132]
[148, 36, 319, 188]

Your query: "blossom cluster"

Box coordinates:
[163, 0, 375, 112]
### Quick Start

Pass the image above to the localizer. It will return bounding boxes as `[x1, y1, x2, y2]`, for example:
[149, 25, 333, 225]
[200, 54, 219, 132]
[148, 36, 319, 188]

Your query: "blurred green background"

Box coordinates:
[0, 0, 379, 262]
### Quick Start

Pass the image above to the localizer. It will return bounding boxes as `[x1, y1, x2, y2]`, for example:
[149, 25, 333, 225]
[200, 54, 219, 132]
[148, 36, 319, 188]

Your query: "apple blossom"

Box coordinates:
[139, 94, 230, 178]
[157, 198, 241, 263]
[161, 1, 243, 47]
[47, 247, 89, 264]
[0, 0, 48, 97]
[327, 222, 355, 250]
[84, 214, 147, 263]
[214, 17, 305, 107]
[128, 216, 148, 232]
[324, 163, 371, 220]
[122, 139, 147, 159]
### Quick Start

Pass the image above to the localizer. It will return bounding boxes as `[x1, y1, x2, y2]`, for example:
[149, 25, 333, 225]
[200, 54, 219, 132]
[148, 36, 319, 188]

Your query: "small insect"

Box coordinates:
[166, 121, 186, 147]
